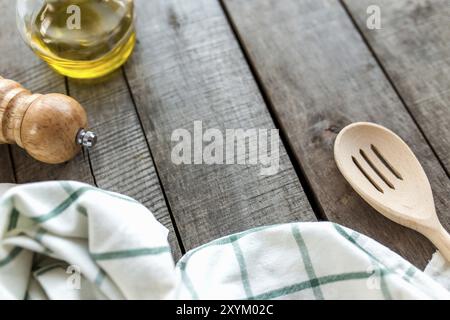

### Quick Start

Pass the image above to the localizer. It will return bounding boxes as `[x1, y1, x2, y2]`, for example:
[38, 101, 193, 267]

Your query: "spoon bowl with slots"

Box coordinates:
[334, 122, 450, 261]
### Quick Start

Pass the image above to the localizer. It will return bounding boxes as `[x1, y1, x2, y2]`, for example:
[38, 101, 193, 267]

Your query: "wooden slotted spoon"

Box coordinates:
[334, 122, 450, 261]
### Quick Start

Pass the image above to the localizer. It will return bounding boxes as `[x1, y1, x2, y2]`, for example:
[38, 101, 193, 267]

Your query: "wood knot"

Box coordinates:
[324, 125, 340, 134]
[168, 7, 181, 31]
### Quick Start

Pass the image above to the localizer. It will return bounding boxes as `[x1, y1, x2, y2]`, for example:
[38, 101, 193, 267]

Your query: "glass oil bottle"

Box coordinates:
[17, 0, 136, 79]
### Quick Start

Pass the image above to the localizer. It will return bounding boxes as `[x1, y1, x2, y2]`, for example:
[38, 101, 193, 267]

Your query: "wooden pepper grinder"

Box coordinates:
[0, 76, 96, 164]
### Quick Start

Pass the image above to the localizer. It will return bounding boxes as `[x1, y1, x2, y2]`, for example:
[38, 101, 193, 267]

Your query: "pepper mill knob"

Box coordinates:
[77, 129, 97, 148]
[0, 76, 97, 164]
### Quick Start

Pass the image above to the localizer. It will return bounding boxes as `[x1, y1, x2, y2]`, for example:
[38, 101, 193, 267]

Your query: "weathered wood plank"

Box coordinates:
[343, 0, 450, 175]
[223, 0, 450, 268]
[125, 0, 316, 250]
[0, 0, 94, 184]
[0, 0, 181, 258]
[68, 71, 182, 259]
[0, 146, 15, 183]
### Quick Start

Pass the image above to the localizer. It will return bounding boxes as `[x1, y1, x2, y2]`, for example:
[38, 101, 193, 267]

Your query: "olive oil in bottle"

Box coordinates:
[26, 0, 135, 79]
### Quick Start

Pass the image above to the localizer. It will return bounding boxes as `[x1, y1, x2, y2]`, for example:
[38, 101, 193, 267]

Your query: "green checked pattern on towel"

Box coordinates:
[0, 181, 449, 300]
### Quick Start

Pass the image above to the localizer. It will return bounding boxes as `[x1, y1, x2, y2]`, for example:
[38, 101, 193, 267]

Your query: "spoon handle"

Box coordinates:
[426, 226, 450, 263]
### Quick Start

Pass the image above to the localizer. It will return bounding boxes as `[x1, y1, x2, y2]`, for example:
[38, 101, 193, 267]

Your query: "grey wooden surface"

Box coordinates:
[222, 0, 450, 268]
[125, 0, 315, 251]
[344, 0, 450, 175]
[67, 72, 182, 259]
[0, 1, 93, 185]
[0, 146, 14, 183]
[0, 0, 181, 258]
[0, 0, 448, 268]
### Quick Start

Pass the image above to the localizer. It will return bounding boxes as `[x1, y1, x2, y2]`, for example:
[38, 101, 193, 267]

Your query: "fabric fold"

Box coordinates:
[0, 181, 448, 300]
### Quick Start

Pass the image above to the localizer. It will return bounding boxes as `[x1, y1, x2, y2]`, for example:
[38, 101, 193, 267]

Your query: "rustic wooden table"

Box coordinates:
[0, 0, 449, 268]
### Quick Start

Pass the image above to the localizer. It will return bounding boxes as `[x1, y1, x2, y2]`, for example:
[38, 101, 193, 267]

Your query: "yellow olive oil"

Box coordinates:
[28, 0, 135, 79]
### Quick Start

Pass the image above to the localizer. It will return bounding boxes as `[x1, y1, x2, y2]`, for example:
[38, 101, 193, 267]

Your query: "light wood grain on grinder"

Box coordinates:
[0, 0, 182, 257]
[0, 0, 94, 183]
[0, 76, 87, 164]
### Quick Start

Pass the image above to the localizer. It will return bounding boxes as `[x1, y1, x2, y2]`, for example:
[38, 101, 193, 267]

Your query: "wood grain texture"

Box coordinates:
[223, 0, 450, 268]
[335, 122, 450, 262]
[68, 71, 182, 259]
[0, 146, 15, 183]
[343, 0, 450, 175]
[125, 0, 315, 251]
[0, 0, 181, 258]
[0, 78, 87, 164]
[0, 0, 94, 183]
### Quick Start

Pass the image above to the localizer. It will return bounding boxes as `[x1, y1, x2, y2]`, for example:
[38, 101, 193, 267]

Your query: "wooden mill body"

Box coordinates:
[0, 76, 90, 164]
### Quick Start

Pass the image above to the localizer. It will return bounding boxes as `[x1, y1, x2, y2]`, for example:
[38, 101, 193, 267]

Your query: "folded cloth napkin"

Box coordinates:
[0, 181, 448, 300]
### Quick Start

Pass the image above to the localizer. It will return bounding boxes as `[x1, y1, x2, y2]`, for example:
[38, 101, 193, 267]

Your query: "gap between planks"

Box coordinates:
[121, 67, 187, 254]
[220, 0, 449, 268]
[338, 0, 450, 179]
[64, 76, 99, 188]
[218, 0, 327, 222]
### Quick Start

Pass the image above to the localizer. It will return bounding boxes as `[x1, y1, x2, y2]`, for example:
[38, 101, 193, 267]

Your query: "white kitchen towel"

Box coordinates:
[0, 181, 448, 300]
